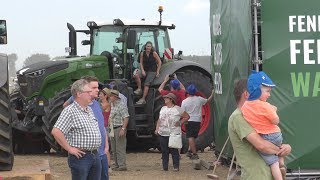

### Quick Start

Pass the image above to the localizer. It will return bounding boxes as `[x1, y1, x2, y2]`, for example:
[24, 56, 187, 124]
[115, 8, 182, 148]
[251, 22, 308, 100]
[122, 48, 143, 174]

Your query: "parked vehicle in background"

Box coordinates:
[0, 19, 14, 171]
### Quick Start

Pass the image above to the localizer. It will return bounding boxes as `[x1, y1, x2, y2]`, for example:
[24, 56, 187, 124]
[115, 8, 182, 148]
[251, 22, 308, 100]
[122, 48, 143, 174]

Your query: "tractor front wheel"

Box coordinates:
[42, 88, 71, 154]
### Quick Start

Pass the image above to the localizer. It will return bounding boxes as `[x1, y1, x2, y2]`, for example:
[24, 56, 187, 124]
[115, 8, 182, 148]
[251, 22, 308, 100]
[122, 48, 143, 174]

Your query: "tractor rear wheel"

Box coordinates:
[42, 88, 71, 153]
[0, 79, 14, 170]
[176, 69, 213, 153]
[153, 68, 213, 153]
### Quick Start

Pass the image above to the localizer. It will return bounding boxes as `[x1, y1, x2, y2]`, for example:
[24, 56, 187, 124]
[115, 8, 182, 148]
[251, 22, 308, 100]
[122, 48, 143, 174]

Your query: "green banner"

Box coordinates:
[210, 0, 251, 157]
[261, 0, 320, 169]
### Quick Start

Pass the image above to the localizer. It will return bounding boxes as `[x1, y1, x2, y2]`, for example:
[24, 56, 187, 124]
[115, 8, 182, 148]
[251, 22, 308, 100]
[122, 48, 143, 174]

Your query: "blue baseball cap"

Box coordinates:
[186, 84, 197, 95]
[170, 79, 180, 90]
[248, 71, 276, 101]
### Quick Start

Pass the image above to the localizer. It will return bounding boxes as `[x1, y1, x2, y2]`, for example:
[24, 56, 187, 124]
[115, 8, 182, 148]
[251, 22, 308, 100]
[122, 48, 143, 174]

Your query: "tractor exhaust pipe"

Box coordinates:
[67, 23, 77, 56]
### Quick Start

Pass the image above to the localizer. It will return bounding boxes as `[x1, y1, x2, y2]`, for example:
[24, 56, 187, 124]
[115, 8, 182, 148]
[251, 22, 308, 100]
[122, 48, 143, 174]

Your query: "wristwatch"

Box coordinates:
[121, 127, 126, 131]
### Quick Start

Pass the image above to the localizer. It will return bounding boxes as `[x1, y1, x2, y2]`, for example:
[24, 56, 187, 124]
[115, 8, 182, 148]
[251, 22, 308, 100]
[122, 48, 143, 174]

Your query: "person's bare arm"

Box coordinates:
[153, 51, 162, 77]
[178, 79, 186, 90]
[104, 128, 109, 154]
[119, 117, 129, 137]
[51, 128, 85, 158]
[271, 115, 280, 125]
[155, 119, 160, 134]
[122, 117, 129, 129]
[139, 52, 145, 76]
[246, 132, 280, 154]
[206, 89, 215, 104]
[180, 111, 190, 125]
[269, 105, 279, 125]
[277, 144, 291, 156]
[158, 75, 170, 92]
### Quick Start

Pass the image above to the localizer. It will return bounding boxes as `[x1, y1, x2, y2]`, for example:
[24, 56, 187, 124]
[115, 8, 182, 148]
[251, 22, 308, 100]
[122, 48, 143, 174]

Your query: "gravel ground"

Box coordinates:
[8, 148, 239, 180]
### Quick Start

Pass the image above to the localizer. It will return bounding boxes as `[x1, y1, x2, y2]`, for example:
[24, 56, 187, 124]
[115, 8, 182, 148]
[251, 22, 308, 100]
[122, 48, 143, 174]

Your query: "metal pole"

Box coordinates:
[253, 0, 260, 72]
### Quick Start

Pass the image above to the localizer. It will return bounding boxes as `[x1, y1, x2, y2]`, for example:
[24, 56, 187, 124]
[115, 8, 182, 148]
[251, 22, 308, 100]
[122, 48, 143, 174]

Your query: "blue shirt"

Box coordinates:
[67, 96, 106, 156]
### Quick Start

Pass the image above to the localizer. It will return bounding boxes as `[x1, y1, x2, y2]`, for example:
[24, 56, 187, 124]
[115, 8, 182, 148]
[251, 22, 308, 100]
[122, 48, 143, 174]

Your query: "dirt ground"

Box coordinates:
[9, 148, 238, 180]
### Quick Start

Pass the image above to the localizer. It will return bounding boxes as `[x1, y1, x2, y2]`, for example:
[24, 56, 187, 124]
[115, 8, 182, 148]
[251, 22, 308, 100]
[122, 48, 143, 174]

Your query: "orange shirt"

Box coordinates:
[241, 100, 280, 134]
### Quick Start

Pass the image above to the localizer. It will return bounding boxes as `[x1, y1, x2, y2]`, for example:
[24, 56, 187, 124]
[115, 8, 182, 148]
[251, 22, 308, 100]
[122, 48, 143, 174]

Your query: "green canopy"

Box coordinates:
[211, 0, 320, 169]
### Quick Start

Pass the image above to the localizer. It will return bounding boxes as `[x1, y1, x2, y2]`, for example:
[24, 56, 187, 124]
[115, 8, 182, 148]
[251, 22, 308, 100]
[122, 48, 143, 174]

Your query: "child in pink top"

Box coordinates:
[241, 71, 285, 180]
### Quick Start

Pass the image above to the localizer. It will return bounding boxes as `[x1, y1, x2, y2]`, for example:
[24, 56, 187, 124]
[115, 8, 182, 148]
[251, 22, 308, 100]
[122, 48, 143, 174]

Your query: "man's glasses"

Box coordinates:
[81, 90, 92, 94]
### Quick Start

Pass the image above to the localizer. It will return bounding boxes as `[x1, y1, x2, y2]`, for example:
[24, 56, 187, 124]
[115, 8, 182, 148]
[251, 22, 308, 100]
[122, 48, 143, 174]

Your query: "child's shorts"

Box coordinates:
[259, 132, 283, 166]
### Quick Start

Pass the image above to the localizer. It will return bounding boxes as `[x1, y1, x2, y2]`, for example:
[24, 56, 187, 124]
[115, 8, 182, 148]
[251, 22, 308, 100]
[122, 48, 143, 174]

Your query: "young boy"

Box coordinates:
[241, 71, 285, 180]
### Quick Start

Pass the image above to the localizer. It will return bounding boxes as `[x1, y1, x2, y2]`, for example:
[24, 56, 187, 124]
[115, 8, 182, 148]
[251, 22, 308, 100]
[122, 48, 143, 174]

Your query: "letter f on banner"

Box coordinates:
[290, 40, 301, 64]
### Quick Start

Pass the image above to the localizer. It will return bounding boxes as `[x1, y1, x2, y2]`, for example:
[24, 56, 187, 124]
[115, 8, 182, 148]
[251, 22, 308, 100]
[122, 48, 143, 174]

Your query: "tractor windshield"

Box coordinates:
[91, 25, 123, 56]
[127, 27, 170, 59]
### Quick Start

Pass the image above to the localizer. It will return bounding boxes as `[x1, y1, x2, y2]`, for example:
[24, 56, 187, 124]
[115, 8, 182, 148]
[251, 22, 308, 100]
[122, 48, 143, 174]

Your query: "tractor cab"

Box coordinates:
[85, 19, 175, 81]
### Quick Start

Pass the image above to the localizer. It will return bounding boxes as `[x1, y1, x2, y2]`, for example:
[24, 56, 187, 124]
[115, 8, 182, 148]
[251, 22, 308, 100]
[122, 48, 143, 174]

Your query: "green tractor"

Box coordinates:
[0, 19, 14, 171]
[11, 8, 214, 153]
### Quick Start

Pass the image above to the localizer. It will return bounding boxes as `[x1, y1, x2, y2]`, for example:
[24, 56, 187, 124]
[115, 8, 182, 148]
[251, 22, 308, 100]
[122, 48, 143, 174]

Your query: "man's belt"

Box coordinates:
[80, 149, 98, 154]
[113, 125, 122, 129]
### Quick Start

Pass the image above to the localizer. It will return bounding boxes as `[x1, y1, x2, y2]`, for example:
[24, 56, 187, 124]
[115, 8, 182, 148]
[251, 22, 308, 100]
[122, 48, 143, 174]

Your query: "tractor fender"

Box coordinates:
[0, 54, 8, 87]
[153, 60, 212, 86]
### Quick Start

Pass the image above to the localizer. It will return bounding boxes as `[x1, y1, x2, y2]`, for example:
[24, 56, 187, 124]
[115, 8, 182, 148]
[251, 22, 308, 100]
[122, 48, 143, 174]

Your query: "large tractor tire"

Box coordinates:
[177, 69, 214, 153]
[42, 88, 71, 153]
[0, 62, 14, 170]
[10, 90, 50, 154]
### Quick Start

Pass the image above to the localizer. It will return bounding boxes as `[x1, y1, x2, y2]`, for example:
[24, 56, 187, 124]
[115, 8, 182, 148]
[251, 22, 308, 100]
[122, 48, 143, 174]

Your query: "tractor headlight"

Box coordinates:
[26, 69, 45, 77]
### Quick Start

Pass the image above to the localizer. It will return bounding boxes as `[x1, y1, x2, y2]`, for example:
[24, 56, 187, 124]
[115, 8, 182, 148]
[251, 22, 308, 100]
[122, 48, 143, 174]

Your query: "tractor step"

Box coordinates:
[135, 114, 148, 121]
[136, 124, 149, 128]
[135, 134, 153, 138]
[134, 103, 145, 108]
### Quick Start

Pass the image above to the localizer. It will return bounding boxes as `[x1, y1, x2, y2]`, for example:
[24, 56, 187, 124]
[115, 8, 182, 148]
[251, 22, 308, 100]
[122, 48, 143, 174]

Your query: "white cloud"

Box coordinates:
[183, 0, 209, 14]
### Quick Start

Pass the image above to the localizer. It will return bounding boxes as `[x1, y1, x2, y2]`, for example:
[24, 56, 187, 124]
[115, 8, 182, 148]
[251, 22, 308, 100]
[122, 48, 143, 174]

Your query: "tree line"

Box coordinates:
[8, 53, 64, 78]
[8, 54, 211, 79]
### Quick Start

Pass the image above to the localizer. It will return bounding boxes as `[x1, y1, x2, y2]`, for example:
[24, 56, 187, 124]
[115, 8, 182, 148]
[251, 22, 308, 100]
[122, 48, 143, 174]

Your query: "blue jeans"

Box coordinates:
[159, 135, 180, 170]
[68, 152, 101, 180]
[100, 154, 109, 180]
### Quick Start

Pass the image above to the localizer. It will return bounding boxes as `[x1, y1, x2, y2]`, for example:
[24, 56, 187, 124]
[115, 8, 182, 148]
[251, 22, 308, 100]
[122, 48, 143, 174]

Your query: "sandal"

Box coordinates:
[280, 166, 287, 180]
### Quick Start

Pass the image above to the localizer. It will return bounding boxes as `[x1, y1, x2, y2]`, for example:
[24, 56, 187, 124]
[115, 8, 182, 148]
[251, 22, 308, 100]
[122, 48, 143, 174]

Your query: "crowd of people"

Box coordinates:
[50, 41, 291, 180]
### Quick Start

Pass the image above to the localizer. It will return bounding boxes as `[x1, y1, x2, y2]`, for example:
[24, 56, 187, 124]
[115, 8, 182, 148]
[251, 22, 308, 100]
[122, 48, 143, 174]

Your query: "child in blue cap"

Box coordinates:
[158, 74, 186, 106]
[241, 71, 286, 179]
[181, 84, 214, 160]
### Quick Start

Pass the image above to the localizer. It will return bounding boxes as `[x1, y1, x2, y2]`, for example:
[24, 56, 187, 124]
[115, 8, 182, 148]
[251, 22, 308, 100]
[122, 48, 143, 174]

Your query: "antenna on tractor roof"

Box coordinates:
[158, 6, 163, 26]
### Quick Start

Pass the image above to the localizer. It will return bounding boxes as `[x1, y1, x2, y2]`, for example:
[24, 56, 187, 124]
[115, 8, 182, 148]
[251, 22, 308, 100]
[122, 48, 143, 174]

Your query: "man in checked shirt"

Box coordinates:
[52, 79, 102, 180]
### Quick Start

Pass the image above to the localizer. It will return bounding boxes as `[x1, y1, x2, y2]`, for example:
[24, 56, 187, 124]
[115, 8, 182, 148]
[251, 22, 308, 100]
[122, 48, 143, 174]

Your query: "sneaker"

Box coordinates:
[190, 154, 199, 160]
[173, 167, 179, 172]
[136, 99, 146, 104]
[134, 88, 142, 95]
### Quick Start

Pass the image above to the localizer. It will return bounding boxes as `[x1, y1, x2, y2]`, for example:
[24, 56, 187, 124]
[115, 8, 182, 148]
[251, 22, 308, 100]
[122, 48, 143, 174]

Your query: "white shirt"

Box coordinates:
[158, 105, 184, 136]
[181, 96, 207, 122]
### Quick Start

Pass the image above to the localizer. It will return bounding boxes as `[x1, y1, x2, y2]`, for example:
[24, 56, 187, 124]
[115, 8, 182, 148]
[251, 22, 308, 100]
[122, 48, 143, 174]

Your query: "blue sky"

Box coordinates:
[2, 0, 210, 69]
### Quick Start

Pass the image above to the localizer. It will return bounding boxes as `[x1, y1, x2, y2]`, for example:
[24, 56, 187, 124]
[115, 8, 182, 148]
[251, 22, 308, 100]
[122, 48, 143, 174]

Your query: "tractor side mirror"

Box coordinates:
[116, 34, 125, 43]
[0, 20, 7, 44]
[127, 30, 136, 49]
